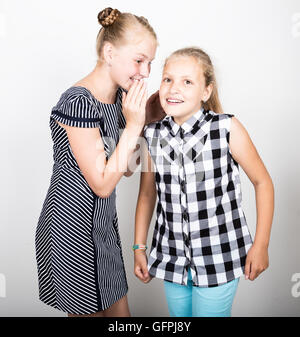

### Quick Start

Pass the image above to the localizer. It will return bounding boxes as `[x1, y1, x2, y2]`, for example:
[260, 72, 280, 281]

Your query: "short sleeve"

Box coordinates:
[51, 90, 101, 128]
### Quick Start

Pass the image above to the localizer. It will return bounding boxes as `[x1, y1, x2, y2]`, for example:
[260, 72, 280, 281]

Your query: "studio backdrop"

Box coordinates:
[0, 0, 299, 316]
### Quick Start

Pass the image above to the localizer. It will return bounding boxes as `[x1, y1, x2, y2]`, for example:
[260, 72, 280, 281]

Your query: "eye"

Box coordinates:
[136, 59, 143, 64]
[184, 80, 192, 85]
[163, 77, 171, 83]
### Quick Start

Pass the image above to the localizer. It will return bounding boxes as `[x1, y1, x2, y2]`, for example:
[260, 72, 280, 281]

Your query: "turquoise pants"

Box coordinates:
[164, 269, 239, 317]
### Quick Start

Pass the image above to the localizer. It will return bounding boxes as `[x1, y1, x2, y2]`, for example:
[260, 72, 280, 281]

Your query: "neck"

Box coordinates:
[80, 61, 119, 104]
[173, 106, 202, 126]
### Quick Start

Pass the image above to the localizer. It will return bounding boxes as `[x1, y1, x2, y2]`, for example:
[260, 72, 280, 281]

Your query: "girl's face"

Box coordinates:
[159, 56, 212, 125]
[109, 30, 157, 91]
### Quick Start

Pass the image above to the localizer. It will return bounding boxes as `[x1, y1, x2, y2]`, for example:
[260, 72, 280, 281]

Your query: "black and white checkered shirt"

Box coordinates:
[143, 108, 253, 287]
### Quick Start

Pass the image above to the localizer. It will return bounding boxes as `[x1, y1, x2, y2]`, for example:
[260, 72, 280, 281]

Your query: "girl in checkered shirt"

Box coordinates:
[133, 47, 274, 317]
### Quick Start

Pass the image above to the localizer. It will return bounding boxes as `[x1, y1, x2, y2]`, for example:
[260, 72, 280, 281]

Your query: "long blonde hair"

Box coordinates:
[96, 7, 157, 60]
[164, 47, 223, 114]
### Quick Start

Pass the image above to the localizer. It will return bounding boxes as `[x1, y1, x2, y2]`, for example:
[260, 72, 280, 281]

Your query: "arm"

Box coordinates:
[123, 134, 143, 178]
[229, 116, 274, 281]
[60, 80, 147, 198]
[134, 145, 157, 283]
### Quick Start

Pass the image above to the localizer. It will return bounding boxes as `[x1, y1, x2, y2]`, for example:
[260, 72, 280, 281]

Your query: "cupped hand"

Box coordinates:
[122, 79, 148, 130]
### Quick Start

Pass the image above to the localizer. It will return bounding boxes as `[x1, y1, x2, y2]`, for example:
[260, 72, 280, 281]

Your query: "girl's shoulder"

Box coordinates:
[209, 111, 236, 131]
[209, 110, 235, 120]
[50, 86, 102, 128]
[52, 86, 98, 112]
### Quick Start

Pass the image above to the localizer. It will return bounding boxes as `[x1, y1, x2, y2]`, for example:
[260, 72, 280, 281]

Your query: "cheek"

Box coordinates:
[189, 87, 203, 101]
[159, 82, 167, 93]
[115, 60, 136, 78]
[159, 85, 167, 101]
[127, 63, 140, 76]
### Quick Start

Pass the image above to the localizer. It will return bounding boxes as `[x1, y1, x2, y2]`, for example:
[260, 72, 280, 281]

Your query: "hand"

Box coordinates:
[134, 250, 153, 283]
[145, 90, 166, 125]
[244, 244, 269, 281]
[122, 79, 148, 131]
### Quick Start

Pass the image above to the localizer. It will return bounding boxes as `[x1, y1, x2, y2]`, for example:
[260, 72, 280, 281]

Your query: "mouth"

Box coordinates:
[166, 98, 184, 105]
[130, 77, 143, 81]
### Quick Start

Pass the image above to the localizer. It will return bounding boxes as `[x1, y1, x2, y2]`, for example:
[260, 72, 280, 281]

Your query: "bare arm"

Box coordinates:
[59, 80, 147, 198]
[62, 123, 142, 197]
[229, 116, 274, 280]
[134, 150, 157, 245]
[134, 144, 157, 283]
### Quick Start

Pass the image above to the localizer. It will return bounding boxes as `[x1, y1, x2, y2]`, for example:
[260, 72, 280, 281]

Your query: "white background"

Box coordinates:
[0, 0, 299, 316]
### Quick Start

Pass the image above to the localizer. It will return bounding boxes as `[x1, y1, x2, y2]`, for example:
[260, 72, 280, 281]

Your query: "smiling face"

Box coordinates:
[159, 56, 213, 125]
[108, 29, 157, 90]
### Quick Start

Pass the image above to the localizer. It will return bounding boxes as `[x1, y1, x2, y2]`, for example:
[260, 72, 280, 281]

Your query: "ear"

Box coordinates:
[203, 83, 213, 102]
[102, 42, 114, 66]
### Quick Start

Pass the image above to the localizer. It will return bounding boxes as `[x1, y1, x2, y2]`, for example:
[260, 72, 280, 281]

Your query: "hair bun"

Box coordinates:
[98, 7, 121, 27]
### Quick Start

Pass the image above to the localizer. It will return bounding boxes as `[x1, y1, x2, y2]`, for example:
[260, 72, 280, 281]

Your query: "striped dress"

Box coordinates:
[35, 86, 128, 315]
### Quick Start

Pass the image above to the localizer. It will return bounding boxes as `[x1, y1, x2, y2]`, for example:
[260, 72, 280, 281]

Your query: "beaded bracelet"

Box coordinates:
[132, 244, 147, 251]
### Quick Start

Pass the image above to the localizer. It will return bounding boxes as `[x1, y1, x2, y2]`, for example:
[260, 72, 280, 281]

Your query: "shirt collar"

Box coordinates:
[162, 108, 207, 137]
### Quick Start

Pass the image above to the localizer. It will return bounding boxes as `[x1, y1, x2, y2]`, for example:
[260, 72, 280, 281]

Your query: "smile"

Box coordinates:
[166, 98, 184, 104]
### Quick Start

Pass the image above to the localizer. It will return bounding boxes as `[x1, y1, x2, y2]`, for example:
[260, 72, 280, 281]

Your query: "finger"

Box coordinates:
[141, 264, 149, 279]
[249, 265, 258, 281]
[126, 79, 139, 103]
[253, 267, 264, 281]
[135, 266, 146, 281]
[133, 80, 146, 106]
[139, 83, 148, 110]
[145, 275, 153, 283]
[128, 79, 144, 106]
[244, 260, 251, 280]
[250, 269, 257, 281]
[139, 85, 148, 112]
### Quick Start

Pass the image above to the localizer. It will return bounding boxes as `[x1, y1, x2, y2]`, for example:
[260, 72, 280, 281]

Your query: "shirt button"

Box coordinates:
[183, 233, 189, 246]
[180, 180, 186, 192]
[182, 210, 189, 222]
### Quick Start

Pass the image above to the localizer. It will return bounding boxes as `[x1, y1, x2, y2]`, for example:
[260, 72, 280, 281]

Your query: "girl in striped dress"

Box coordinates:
[35, 7, 157, 317]
[134, 47, 274, 317]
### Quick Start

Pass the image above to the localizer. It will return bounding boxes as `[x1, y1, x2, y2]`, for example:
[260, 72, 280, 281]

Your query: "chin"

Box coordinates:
[119, 82, 130, 92]
[163, 108, 183, 118]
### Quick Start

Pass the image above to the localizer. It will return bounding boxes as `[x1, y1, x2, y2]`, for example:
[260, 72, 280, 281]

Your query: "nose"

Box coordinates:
[139, 62, 151, 78]
[169, 81, 180, 94]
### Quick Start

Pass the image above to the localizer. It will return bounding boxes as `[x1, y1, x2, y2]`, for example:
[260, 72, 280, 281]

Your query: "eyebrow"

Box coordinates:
[163, 73, 193, 78]
[136, 53, 155, 61]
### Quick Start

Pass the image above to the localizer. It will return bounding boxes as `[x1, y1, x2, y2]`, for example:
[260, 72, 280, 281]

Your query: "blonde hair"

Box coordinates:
[96, 7, 157, 60]
[164, 47, 223, 114]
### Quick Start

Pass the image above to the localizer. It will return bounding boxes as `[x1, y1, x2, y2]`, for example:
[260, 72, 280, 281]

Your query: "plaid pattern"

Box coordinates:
[143, 108, 253, 287]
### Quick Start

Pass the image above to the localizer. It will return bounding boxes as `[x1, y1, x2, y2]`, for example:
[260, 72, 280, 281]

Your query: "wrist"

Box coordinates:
[132, 244, 147, 252]
[134, 249, 147, 255]
[252, 240, 269, 250]
[126, 123, 143, 135]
